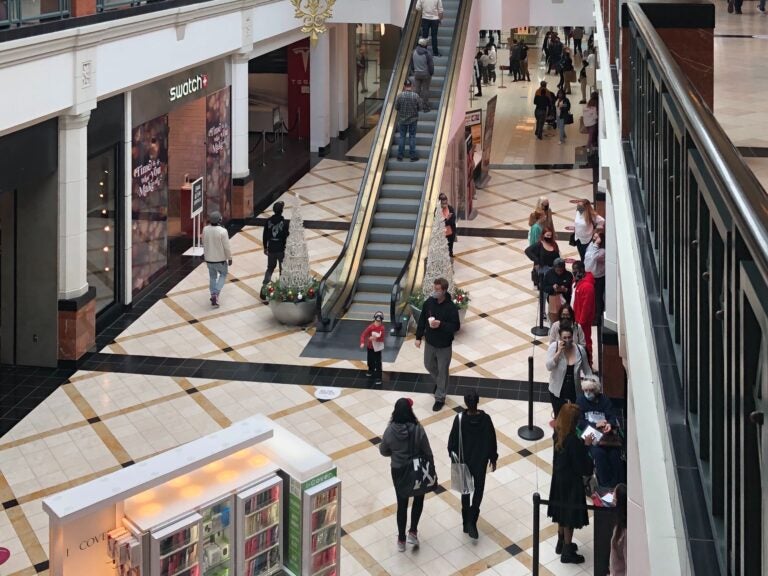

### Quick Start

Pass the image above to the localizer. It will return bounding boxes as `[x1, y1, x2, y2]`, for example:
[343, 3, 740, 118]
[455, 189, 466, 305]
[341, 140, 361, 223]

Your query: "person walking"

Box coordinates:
[202, 211, 232, 308]
[415, 277, 460, 411]
[261, 201, 289, 294]
[533, 81, 551, 140]
[557, 50, 573, 93]
[416, 0, 444, 57]
[438, 193, 457, 257]
[578, 61, 588, 104]
[572, 261, 596, 364]
[546, 324, 592, 417]
[359, 311, 385, 385]
[395, 79, 423, 162]
[548, 403, 593, 564]
[555, 89, 571, 145]
[412, 38, 435, 112]
[473, 51, 484, 97]
[380, 398, 434, 551]
[572, 26, 584, 56]
[519, 41, 531, 81]
[509, 39, 522, 82]
[448, 392, 498, 540]
[542, 27, 554, 70]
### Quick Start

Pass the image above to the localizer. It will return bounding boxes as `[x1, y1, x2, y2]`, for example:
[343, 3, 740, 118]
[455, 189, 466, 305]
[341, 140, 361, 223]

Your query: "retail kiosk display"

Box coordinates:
[43, 415, 338, 576]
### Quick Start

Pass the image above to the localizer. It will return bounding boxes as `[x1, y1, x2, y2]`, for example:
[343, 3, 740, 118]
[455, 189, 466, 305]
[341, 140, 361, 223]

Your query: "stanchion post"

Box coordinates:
[532, 492, 541, 576]
[261, 131, 267, 167]
[498, 66, 507, 89]
[518, 356, 545, 440]
[531, 283, 550, 337]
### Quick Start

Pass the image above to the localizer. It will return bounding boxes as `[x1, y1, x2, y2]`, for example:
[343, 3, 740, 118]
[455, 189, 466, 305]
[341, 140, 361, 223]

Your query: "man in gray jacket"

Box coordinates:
[411, 38, 435, 112]
[202, 211, 232, 308]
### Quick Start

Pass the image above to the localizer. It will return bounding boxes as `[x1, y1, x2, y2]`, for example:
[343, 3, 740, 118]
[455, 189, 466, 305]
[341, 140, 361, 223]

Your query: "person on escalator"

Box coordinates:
[395, 79, 423, 162]
[412, 38, 435, 112]
[416, 0, 444, 57]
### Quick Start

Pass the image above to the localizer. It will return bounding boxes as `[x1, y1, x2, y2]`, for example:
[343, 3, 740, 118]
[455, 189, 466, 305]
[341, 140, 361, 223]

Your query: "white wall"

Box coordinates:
[493, 0, 595, 29]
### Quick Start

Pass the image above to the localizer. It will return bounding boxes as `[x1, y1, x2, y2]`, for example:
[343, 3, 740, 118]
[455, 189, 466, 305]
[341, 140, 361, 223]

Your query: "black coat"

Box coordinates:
[263, 215, 289, 254]
[415, 295, 460, 348]
[542, 269, 574, 303]
[524, 242, 561, 268]
[548, 433, 593, 528]
[447, 410, 498, 474]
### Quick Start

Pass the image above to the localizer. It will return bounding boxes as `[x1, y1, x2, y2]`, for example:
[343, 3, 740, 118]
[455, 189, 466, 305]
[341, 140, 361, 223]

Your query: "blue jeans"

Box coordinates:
[398, 121, 417, 159]
[557, 117, 566, 142]
[207, 261, 228, 296]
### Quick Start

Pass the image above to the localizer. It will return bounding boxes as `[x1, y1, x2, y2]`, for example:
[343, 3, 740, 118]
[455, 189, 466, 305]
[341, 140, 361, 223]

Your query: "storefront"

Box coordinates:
[351, 23, 401, 127]
[130, 60, 232, 295]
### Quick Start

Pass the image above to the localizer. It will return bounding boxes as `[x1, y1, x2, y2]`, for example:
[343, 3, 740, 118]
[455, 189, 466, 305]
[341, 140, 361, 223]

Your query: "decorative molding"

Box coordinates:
[81, 60, 92, 88]
[290, 0, 336, 45]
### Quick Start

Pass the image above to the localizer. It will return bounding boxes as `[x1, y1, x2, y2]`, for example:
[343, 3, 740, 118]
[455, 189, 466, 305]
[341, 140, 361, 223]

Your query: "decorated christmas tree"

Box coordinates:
[422, 209, 454, 299]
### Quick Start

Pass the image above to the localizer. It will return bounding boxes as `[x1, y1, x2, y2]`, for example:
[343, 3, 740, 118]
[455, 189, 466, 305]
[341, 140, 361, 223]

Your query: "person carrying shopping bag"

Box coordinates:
[447, 392, 498, 539]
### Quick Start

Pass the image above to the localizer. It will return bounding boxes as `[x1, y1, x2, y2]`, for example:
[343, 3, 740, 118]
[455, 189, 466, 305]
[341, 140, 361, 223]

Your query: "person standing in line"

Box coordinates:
[572, 260, 596, 364]
[543, 258, 574, 324]
[610, 484, 628, 575]
[415, 277, 460, 411]
[356, 46, 368, 94]
[572, 26, 584, 56]
[584, 230, 606, 321]
[533, 81, 551, 140]
[439, 193, 457, 257]
[473, 51, 484, 97]
[524, 224, 560, 287]
[546, 324, 592, 417]
[555, 89, 571, 145]
[480, 49, 491, 86]
[360, 311, 385, 385]
[261, 201, 289, 297]
[447, 392, 498, 540]
[380, 398, 434, 552]
[549, 304, 587, 347]
[202, 211, 232, 308]
[486, 42, 497, 84]
[548, 403, 593, 564]
[416, 0, 444, 57]
[412, 38, 435, 112]
[509, 39, 522, 82]
[573, 198, 604, 261]
[583, 92, 599, 149]
[527, 197, 553, 247]
[519, 41, 531, 81]
[395, 79, 423, 162]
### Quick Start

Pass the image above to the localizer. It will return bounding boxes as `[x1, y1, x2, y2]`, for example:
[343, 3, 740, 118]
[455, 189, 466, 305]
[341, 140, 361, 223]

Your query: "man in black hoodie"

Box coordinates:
[262, 201, 289, 288]
[415, 277, 460, 411]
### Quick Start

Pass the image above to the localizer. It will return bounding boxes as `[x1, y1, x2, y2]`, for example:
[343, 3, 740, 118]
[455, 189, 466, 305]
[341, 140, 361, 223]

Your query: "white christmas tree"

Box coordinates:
[422, 207, 454, 299]
[279, 194, 313, 296]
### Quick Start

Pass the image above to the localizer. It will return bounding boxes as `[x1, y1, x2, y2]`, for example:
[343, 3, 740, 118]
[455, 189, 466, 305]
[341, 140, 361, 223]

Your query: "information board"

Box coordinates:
[191, 177, 204, 218]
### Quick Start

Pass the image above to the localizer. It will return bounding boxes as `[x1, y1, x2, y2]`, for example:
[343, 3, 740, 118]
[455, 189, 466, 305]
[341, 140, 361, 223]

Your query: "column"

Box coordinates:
[231, 52, 254, 219]
[123, 93, 133, 305]
[329, 25, 349, 138]
[310, 33, 331, 153]
[58, 112, 96, 361]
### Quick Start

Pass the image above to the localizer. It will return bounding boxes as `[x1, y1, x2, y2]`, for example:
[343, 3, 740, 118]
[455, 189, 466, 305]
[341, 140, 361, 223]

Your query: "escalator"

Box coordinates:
[316, 0, 471, 332]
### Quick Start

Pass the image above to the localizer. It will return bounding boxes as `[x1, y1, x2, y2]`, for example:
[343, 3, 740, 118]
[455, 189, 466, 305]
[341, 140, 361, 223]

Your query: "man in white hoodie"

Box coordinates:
[202, 211, 232, 307]
[416, 0, 443, 57]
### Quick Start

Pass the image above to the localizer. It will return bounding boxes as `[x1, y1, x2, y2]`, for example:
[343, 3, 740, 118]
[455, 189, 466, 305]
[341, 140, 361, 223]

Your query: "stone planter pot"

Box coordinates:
[269, 299, 316, 326]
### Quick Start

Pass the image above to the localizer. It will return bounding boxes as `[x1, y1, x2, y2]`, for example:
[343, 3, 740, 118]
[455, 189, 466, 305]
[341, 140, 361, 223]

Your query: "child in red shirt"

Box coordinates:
[360, 311, 385, 385]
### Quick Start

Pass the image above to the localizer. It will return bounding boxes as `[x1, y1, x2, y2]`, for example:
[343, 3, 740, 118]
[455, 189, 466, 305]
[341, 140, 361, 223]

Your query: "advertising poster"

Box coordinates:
[131, 115, 169, 295]
[479, 95, 498, 186]
[205, 87, 232, 222]
[464, 109, 483, 146]
[287, 38, 311, 139]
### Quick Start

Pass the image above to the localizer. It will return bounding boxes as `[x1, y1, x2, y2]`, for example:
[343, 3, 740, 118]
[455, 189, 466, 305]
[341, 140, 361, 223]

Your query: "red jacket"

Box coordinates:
[573, 272, 596, 326]
[360, 323, 385, 349]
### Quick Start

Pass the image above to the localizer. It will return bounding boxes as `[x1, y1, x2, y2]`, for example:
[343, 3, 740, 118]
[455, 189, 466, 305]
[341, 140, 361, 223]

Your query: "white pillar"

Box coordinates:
[58, 112, 90, 300]
[330, 25, 350, 137]
[123, 93, 133, 305]
[231, 53, 251, 179]
[603, 180, 618, 330]
[310, 33, 331, 152]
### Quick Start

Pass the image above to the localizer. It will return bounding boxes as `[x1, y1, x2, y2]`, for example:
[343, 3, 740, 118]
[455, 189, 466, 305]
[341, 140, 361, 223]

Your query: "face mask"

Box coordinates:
[576, 206, 585, 214]
[542, 205, 549, 211]
[544, 235, 553, 241]
[432, 290, 444, 299]
[584, 392, 596, 401]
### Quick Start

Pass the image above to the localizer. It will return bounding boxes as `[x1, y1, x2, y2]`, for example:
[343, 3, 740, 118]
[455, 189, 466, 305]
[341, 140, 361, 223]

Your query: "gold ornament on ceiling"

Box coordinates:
[291, 0, 337, 45]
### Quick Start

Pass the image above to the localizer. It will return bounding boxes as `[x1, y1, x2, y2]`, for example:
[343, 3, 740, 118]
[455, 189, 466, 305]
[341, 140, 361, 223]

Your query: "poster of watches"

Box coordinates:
[205, 87, 232, 223]
[131, 115, 169, 295]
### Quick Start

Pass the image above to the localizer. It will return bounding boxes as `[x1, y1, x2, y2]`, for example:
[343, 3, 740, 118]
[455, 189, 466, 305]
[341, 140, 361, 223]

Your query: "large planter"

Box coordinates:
[410, 305, 467, 328]
[269, 299, 316, 326]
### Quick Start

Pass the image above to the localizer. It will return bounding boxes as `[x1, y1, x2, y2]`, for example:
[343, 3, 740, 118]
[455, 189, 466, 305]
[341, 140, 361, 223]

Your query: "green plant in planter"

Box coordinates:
[266, 278, 319, 303]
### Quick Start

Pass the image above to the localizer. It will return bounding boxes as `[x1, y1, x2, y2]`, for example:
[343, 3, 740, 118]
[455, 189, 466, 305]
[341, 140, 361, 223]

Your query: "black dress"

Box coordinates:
[547, 433, 593, 529]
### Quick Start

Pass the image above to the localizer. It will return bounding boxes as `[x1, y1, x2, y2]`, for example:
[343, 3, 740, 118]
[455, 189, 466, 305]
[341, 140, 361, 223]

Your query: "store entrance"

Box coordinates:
[0, 191, 14, 364]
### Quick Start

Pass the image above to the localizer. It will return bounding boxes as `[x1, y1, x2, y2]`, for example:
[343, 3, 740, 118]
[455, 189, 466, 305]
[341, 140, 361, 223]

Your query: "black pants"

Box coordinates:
[447, 234, 456, 257]
[574, 38, 582, 55]
[475, 73, 482, 96]
[575, 239, 589, 262]
[461, 467, 487, 513]
[594, 275, 605, 323]
[421, 18, 440, 55]
[263, 251, 285, 284]
[534, 109, 547, 138]
[511, 61, 520, 80]
[392, 468, 424, 540]
[366, 348, 382, 378]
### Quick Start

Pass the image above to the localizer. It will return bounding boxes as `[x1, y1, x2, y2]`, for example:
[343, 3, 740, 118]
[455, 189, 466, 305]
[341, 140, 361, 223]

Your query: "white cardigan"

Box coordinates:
[545, 341, 593, 398]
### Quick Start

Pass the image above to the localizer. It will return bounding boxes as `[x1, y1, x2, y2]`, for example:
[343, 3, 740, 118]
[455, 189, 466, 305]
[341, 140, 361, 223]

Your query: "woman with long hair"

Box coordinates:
[546, 325, 592, 416]
[584, 91, 599, 149]
[528, 196, 554, 246]
[585, 230, 606, 321]
[610, 483, 627, 575]
[555, 89, 572, 145]
[573, 198, 605, 262]
[549, 304, 586, 347]
[524, 224, 560, 287]
[380, 398, 434, 552]
[548, 403, 594, 564]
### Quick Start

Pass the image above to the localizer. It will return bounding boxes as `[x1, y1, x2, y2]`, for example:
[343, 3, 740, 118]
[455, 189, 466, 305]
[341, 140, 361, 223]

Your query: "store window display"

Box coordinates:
[86, 147, 117, 313]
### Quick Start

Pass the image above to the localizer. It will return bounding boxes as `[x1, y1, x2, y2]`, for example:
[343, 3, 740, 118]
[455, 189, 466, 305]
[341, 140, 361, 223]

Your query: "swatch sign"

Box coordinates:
[169, 73, 208, 102]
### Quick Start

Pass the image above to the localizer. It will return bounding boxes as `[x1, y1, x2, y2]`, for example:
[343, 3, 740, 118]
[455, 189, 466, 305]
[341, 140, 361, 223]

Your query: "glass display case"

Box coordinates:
[151, 514, 202, 576]
[303, 478, 341, 576]
[237, 476, 282, 576]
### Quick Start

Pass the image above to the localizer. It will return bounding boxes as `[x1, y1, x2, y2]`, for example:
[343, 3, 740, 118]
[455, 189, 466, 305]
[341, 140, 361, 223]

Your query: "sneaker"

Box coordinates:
[212, 294, 219, 308]
[374, 379, 383, 386]
[410, 155, 419, 162]
[407, 531, 420, 547]
[397, 156, 404, 161]
[432, 400, 445, 412]
[397, 539, 406, 552]
[365, 372, 373, 377]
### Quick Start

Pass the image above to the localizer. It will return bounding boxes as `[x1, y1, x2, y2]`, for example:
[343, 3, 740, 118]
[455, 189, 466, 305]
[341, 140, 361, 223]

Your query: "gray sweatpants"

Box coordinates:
[423, 342, 452, 401]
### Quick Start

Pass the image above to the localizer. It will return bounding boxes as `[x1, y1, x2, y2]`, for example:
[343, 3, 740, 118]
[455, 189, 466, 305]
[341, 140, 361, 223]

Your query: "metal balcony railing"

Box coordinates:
[624, 3, 768, 575]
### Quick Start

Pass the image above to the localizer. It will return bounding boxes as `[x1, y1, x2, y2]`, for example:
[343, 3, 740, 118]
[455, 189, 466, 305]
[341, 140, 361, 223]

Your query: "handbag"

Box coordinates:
[565, 112, 574, 125]
[396, 424, 438, 497]
[450, 413, 475, 495]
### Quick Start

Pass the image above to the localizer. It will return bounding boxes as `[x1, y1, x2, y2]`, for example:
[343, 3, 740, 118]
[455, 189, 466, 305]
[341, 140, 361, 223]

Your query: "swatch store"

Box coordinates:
[130, 60, 232, 296]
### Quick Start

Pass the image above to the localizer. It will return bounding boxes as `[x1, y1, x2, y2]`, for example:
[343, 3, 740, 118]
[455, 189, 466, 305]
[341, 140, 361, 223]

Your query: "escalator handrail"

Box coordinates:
[316, 0, 422, 326]
[390, 0, 473, 329]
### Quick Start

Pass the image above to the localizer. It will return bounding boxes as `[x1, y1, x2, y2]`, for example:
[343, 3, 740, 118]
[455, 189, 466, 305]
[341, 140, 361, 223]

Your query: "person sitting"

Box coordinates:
[549, 304, 586, 347]
[577, 377, 624, 488]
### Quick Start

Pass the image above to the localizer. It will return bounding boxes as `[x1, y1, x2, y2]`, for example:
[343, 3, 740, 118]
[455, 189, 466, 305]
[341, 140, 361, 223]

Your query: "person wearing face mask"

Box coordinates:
[545, 324, 592, 417]
[542, 258, 573, 324]
[524, 225, 560, 288]
[415, 278, 460, 411]
[572, 198, 604, 261]
[438, 194, 457, 257]
[584, 231, 605, 322]
[528, 196, 554, 246]
[572, 261, 596, 364]
[577, 377, 623, 488]
[549, 304, 586, 347]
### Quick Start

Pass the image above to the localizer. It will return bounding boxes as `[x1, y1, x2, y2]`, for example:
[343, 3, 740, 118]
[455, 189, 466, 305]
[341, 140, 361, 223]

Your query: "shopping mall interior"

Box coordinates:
[0, 1, 765, 575]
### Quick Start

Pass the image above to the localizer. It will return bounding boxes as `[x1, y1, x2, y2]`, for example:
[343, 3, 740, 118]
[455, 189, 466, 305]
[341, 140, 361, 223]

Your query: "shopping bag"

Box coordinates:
[450, 413, 475, 495]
